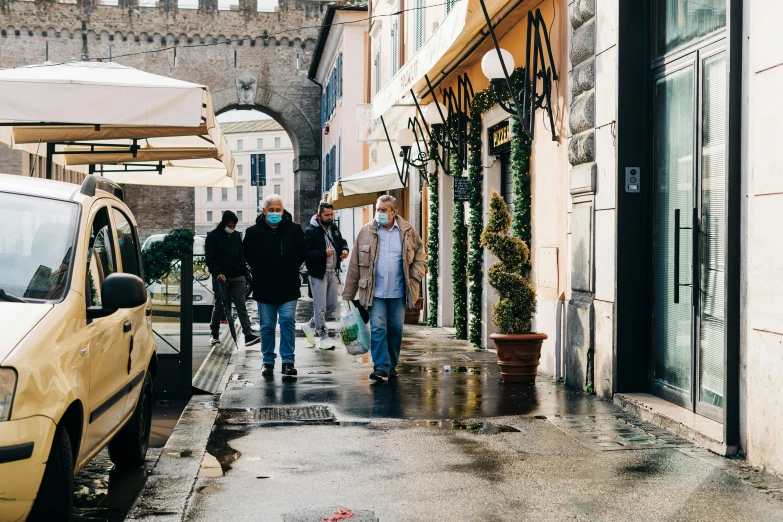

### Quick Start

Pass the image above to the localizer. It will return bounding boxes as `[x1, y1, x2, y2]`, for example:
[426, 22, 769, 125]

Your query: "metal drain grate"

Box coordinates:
[548, 413, 692, 451]
[218, 406, 336, 425]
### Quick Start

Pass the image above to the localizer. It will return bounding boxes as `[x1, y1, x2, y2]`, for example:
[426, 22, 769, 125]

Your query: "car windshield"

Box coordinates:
[0, 192, 79, 302]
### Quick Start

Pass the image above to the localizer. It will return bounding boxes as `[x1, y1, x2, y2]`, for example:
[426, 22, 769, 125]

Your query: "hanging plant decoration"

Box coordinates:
[451, 150, 469, 340]
[466, 103, 484, 346]
[141, 228, 196, 286]
[510, 116, 532, 273]
[427, 136, 440, 328]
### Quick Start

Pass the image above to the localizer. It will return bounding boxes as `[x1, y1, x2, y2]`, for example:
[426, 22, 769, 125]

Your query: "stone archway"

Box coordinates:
[212, 80, 322, 227]
[0, 0, 324, 232]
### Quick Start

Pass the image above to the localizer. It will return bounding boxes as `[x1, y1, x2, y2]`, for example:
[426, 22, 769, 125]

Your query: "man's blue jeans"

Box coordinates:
[369, 297, 406, 373]
[258, 300, 297, 365]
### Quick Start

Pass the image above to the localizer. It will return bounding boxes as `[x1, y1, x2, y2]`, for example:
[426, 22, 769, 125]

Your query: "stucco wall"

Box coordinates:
[741, 0, 783, 477]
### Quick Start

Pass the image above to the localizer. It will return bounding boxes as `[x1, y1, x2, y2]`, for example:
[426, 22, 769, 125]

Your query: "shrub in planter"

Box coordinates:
[481, 190, 546, 382]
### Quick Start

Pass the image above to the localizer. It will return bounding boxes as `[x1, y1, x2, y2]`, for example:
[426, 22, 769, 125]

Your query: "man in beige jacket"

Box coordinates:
[343, 195, 427, 382]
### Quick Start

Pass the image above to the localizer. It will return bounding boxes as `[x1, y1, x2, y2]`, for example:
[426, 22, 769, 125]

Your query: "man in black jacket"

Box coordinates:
[243, 195, 306, 377]
[205, 210, 259, 347]
[302, 202, 349, 349]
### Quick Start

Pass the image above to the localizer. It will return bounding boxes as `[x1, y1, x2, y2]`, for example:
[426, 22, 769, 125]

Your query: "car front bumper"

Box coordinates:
[0, 415, 56, 521]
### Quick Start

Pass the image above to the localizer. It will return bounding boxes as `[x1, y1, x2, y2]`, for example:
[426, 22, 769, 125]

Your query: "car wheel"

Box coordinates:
[29, 425, 74, 520]
[108, 371, 152, 469]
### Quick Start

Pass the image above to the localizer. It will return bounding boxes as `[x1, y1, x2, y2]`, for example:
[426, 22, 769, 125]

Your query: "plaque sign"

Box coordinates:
[453, 177, 470, 201]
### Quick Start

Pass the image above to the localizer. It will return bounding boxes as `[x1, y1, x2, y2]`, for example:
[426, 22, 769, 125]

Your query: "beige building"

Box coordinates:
[195, 119, 294, 234]
[357, 0, 783, 477]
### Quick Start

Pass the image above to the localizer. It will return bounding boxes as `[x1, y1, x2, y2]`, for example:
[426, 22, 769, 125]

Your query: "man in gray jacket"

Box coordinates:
[343, 195, 426, 382]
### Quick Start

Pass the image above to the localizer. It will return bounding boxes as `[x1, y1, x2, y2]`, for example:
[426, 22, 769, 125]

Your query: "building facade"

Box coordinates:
[195, 119, 295, 234]
[364, 0, 783, 476]
[309, 3, 371, 253]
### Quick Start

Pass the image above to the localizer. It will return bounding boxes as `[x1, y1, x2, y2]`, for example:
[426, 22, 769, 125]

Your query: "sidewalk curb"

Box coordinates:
[126, 395, 220, 521]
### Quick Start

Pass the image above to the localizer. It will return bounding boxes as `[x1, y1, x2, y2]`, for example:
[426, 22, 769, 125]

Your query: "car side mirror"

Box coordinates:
[87, 273, 147, 320]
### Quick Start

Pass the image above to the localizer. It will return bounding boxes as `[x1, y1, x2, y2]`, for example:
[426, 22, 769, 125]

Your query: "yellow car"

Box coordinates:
[0, 174, 157, 521]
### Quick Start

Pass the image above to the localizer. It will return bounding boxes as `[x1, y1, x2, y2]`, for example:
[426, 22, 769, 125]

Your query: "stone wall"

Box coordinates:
[0, 146, 23, 175]
[0, 0, 324, 227]
[566, 0, 617, 397]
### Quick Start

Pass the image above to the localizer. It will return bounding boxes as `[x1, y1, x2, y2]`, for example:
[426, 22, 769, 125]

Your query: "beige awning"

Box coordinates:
[91, 158, 238, 188]
[0, 61, 214, 128]
[328, 161, 404, 210]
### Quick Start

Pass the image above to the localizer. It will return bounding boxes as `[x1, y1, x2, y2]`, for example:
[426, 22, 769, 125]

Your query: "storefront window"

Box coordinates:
[654, 0, 726, 58]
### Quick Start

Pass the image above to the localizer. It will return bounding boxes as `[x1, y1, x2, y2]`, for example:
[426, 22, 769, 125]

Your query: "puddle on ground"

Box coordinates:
[411, 366, 482, 374]
[419, 420, 520, 434]
[205, 426, 248, 474]
[199, 452, 224, 477]
[308, 370, 333, 374]
[197, 485, 220, 494]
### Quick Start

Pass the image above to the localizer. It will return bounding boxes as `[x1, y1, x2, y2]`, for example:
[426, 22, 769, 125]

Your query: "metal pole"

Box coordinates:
[45, 142, 54, 179]
[180, 253, 193, 394]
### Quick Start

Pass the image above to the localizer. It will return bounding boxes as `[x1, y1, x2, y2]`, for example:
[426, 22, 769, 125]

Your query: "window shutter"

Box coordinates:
[391, 21, 399, 76]
[374, 51, 381, 94]
[446, 0, 455, 14]
[415, 0, 424, 51]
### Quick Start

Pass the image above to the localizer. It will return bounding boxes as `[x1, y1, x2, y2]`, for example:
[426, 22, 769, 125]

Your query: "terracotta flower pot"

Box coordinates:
[404, 297, 424, 325]
[490, 332, 548, 383]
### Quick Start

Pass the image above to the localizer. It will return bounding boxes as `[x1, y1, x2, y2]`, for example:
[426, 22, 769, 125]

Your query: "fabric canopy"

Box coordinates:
[91, 158, 238, 188]
[328, 161, 404, 210]
[0, 61, 214, 128]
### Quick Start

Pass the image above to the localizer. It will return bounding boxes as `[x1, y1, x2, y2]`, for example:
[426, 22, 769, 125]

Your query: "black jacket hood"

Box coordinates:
[255, 209, 293, 226]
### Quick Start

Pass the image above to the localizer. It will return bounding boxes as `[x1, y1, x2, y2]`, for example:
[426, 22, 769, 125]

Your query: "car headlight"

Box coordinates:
[0, 368, 17, 422]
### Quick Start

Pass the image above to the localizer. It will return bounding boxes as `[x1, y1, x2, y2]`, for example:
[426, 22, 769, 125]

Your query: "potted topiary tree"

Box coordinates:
[481, 190, 547, 383]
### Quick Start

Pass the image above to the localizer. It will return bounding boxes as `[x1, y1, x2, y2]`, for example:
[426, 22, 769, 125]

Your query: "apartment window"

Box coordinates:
[222, 188, 228, 201]
[274, 137, 281, 149]
[237, 211, 243, 222]
[391, 20, 399, 76]
[257, 138, 263, 149]
[237, 164, 244, 178]
[337, 53, 343, 98]
[415, 0, 425, 51]
[207, 187, 213, 202]
[446, 0, 455, 14]
[207, 211, 213, 222]
[237, 185, 244, 201]
[274, 184, 281, 195]
[236, 139, 244, 151]
[274, 163, 281, 175]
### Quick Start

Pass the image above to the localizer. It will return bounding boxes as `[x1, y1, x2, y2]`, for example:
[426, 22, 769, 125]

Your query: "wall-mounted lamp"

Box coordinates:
[395, 127, 431, 186]
[478, 3, 559, 142]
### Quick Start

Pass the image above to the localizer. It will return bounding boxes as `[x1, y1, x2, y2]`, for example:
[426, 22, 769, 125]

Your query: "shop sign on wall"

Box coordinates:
[453, 178, 470, 201]
[489, 121, 511, 156]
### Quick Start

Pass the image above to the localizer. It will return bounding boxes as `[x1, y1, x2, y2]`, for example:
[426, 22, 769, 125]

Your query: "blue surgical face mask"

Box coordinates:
[225, 227, 235, 234]
[267, 212, 283, 225]
[376, 212, 390, 226]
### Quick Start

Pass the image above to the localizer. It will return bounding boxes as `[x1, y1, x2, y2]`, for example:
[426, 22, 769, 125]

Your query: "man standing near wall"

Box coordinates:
[343, 195, 426, 382]
[302, 202, 349, 349]
[205, 210, 259, 347]
[244, 195, 306, 377]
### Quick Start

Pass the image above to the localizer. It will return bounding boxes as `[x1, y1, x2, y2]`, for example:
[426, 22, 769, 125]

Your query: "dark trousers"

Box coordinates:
[210, 276, 252, 336]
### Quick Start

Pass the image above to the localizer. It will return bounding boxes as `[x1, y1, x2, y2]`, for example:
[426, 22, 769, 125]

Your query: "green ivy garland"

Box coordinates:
[427, 135, 440, 328]
[451, 150, 468, 340]
[428, 66, 533, 342]
[467, 103, 485, 345]
[141, 228, 196, 286]
[510, 116, 533, 273]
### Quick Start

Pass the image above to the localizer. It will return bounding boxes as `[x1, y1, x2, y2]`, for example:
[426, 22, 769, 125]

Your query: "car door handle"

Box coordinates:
[123, 321, 132, 333]
[145, 306, 152, 317]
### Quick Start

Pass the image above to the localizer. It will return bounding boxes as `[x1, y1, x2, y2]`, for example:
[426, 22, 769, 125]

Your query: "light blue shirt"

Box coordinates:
[374, 220, 405, 299]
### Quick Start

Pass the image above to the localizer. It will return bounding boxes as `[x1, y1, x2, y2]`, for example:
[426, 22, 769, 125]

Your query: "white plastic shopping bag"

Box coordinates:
[340, 301, 370, 355]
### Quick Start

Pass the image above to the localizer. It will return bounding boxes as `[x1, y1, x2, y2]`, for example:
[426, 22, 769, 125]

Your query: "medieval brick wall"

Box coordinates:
[0, 0, 324, 231]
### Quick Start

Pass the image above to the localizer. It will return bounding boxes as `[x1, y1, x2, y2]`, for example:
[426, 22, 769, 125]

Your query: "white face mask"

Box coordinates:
[225, 227, 235, 234]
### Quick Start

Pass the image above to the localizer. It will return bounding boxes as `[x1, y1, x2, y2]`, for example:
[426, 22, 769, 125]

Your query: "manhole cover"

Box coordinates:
[548, 413, 691, 451]
[219, 406, 336, 425]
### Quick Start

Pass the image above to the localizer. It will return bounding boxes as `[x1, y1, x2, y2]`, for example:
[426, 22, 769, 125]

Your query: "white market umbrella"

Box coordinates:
[0, 61, 214, 128]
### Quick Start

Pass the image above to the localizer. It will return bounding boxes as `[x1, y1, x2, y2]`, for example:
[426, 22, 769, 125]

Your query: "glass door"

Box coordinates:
[651, 42, 727, 422]
[652, 60, 696, 409]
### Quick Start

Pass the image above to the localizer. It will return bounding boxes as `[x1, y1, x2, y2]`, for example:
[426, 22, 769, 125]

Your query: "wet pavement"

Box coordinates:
[122, 297, 783, 522]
